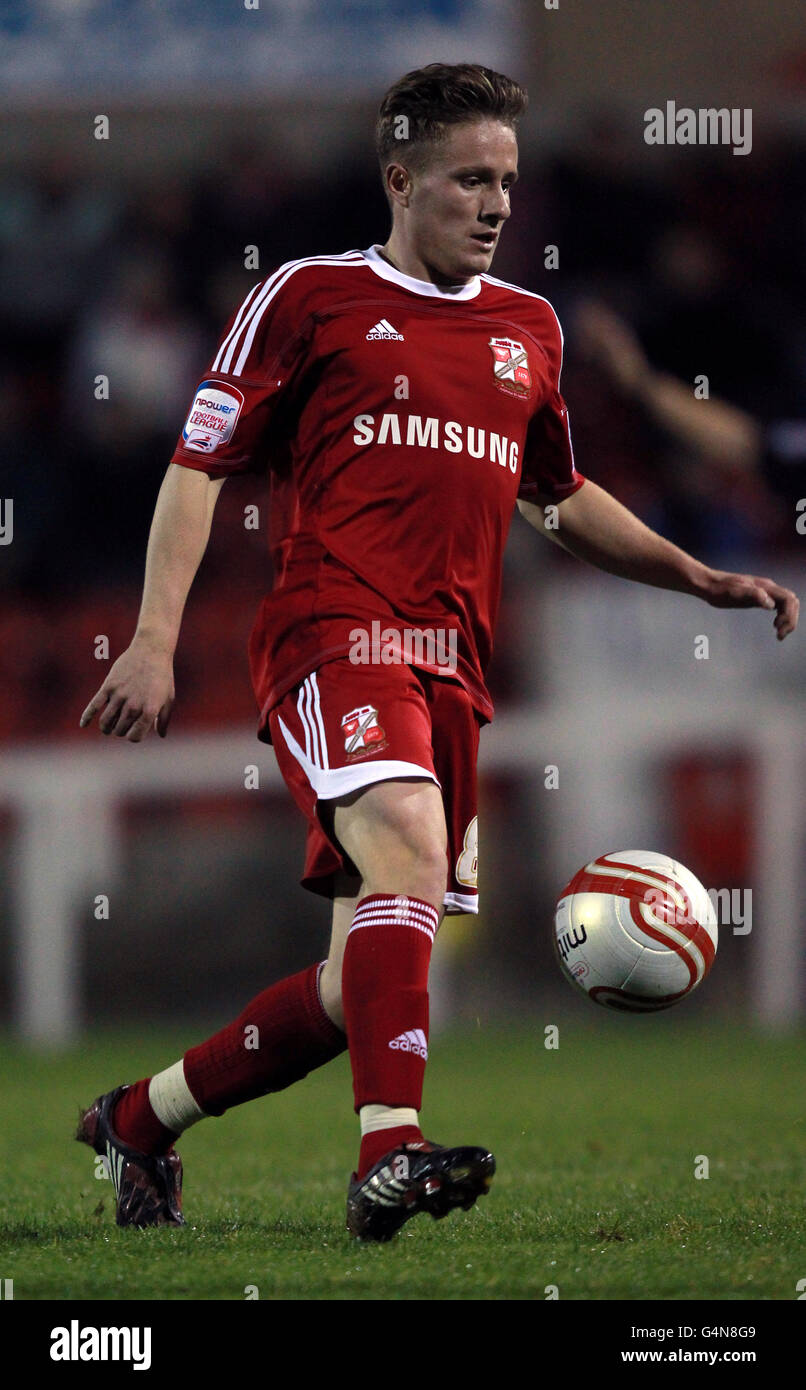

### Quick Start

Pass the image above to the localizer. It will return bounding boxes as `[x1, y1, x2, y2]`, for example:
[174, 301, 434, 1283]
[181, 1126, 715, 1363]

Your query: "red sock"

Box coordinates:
[183, 960, 346, 1114]
[358, 1125, 425, 1176]
[112, 1082, 176, 1156]
[113, 962, 346, 1152]
[341, 893, 438, 1177]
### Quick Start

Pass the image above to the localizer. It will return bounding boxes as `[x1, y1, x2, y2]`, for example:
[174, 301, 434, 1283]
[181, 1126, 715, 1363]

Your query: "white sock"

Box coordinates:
[360, 1103, 420, 1135]
[148, 1060, 206, 1135]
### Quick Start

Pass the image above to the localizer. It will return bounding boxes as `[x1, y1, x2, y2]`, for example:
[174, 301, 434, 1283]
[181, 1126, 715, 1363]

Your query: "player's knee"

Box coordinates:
[334, 779, 448, 908]
[365, 837, 448, 909]
[385, 783, 446, 855]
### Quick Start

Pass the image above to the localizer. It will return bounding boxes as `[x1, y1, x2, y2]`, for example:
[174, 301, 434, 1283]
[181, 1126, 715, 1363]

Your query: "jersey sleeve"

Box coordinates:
[517, 387, 585, 504]
[516, 301, 584, 505]
[170, 271, 312, 479]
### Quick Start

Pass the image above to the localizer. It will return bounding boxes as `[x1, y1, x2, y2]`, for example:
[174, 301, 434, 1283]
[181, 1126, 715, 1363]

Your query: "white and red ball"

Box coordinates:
[554, 850, 718, 1012]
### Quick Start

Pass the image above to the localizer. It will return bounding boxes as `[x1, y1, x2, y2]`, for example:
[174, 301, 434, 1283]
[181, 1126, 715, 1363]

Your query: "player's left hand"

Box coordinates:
[703, 571, 799, 640]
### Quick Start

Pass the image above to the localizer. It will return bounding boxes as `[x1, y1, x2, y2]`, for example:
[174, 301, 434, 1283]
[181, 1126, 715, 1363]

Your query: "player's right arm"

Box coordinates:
[80, 464, 226, 742]
[81, 263, 317, 742]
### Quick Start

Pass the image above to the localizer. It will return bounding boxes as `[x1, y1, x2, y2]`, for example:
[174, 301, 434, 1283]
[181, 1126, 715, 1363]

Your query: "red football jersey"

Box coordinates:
[171, 246, 585, 737]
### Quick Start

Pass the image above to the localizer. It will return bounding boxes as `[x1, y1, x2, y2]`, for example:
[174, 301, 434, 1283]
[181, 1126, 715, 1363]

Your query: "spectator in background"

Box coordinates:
[67, 251, 204, 439]
[62, 252, 205, 583]
[0, 156, 120, 365]
[574, 298, 799, 561]
[640, 224, 802, 422]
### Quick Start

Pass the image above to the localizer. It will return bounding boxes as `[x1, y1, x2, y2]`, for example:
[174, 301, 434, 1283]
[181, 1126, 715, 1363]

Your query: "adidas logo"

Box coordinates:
[366, 319, 404, 340]
[388, 1028, 428, 1059]
[106, 1141, 124, 1196]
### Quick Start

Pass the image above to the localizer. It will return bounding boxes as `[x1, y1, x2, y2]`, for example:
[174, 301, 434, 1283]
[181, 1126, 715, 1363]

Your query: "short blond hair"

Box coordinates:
[375, 62, 527, 183]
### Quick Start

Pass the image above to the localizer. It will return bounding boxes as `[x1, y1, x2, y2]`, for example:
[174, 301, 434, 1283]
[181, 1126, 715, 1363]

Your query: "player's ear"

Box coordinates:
[385, 162, 412, 207]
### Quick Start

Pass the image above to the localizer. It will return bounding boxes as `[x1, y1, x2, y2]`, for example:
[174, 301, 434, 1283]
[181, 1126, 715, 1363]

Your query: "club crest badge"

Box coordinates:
[341, 704, 388, 761]
[488, 337, 531, 397]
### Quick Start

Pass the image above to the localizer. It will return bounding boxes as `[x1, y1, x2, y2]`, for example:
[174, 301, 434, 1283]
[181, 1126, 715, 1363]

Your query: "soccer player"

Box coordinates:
[78, 63, 799, 1241]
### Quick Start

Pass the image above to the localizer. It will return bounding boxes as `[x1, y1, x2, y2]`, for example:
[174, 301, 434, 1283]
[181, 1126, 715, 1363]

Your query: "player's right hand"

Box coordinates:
[80, 638, 175, 741]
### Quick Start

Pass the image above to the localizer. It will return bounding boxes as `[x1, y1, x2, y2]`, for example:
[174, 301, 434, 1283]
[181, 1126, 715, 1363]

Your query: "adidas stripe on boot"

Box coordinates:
[346, 1140, 495, 1242]
[76, 1085, 184, 1228]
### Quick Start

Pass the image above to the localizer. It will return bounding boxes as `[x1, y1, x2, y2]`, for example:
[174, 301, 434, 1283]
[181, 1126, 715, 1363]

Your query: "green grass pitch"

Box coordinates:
[1, 1020, 804, 1301]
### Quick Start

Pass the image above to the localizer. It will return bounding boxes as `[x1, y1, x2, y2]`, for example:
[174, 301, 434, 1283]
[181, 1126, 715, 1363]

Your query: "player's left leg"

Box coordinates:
[318, 879, 360, 1031]
[76, 878, 359, 1227]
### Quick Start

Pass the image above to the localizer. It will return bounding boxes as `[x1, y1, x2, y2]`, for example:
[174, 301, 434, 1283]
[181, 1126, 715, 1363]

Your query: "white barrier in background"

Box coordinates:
[0, 693, 802, 1043]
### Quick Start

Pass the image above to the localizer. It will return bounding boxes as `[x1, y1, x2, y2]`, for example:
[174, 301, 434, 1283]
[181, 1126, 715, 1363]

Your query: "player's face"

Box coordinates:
[401, 120, 519, 284]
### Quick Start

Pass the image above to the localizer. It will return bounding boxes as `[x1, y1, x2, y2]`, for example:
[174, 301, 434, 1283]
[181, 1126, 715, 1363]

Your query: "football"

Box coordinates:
[554, 850, 718, 1012]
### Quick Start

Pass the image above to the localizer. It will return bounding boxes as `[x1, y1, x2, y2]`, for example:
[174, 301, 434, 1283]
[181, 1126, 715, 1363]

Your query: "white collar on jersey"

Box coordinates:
[362, 244, 482, 300]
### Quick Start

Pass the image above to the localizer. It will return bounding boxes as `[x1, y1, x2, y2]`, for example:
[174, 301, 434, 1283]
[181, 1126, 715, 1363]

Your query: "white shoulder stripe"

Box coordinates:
[211, 281, 263, 375]
[231, 253, 365, 377]
[480, 271, 560, 309]
[214, 251, 366, 377]
[480, 273, 564, 348]
[214, 251, 365, 375]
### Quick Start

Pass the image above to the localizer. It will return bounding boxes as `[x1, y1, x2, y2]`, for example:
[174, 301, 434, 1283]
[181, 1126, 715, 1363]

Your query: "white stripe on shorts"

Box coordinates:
[294, 673, 330, 771]
[276, 713, 439, 803]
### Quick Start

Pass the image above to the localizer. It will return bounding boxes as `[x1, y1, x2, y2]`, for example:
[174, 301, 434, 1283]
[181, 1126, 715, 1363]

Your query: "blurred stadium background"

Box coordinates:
[1, 0, 805, 1049]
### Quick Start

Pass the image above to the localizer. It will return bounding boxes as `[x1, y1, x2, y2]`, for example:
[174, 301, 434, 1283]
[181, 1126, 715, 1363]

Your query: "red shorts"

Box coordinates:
[267, 658, 481, 915]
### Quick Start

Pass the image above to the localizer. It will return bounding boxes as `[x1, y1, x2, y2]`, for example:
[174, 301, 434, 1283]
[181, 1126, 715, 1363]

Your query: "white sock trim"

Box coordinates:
[148, 1060, 207, 1134]
[360, 1104, 419, 1135]
[315, 959, 327, 1010]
